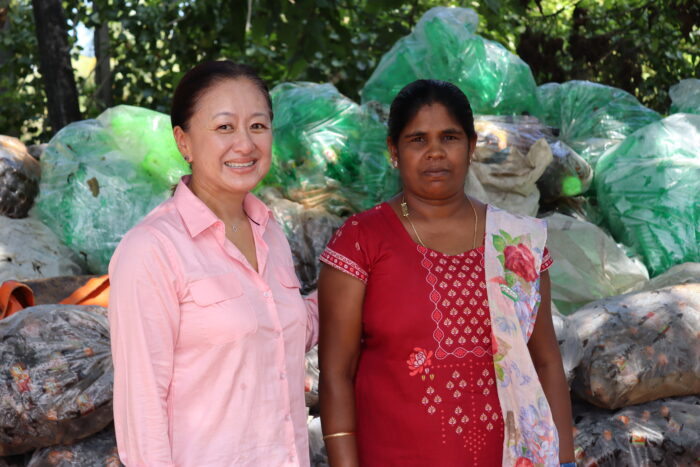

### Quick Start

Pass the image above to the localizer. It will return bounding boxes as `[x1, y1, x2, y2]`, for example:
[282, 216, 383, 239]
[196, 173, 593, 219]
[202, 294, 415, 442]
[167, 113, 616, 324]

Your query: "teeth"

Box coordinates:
[224, 161, 255, 168]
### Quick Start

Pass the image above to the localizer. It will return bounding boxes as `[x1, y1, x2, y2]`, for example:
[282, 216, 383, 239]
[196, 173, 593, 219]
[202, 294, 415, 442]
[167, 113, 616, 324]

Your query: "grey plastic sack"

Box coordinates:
[0, 305, 113, 455]
[570, 284, 700, 409]
[27, 424, 122, 466]
[573, 396, 700, 466]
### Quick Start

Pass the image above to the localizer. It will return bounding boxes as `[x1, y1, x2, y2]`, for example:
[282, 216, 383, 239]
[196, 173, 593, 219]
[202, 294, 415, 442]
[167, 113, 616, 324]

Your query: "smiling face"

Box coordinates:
[174, 77, 273, 199]
[389, 103, 475, 201]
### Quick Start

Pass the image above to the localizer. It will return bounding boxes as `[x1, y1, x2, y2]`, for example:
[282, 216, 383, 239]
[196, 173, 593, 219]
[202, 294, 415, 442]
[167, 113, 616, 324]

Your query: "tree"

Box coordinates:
[0, 0, 697, 143]
[31, 0, 81, 133]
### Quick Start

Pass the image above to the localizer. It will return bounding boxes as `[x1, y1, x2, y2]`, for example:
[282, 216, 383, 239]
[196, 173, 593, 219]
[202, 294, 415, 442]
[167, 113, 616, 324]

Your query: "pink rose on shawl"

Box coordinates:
[504, 244, 538, 282]
[514, 457, 534, 467]
[406, 347, 433, 376]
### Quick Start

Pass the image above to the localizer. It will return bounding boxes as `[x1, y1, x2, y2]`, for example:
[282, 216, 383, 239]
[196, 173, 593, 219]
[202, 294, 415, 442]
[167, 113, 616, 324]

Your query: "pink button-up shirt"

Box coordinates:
[108, 177, 319, 467]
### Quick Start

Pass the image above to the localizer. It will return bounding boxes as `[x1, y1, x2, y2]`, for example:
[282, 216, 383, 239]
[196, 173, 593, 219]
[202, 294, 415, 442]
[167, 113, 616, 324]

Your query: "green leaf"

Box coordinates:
[499, 230, 513, 243]
[495, 365, 505, 381]
[505, 272, 517, 288]
[498, 254, 505, 268]
[493, 234, 506, 252]
[484, 0, 501, 14]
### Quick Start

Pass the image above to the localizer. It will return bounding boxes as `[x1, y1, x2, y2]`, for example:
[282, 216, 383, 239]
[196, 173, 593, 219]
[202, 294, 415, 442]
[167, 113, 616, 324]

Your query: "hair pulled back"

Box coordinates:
[171, 60, 273, 130]
[387, 79, 476, 145]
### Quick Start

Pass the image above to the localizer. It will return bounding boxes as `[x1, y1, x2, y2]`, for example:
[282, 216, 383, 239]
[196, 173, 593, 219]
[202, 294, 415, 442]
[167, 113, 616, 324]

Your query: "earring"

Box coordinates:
[391, 159, 398, 169]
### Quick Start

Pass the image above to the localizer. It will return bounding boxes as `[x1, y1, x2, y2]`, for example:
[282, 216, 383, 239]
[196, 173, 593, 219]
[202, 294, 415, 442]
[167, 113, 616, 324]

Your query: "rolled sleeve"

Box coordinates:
[303, 289, 319, 352]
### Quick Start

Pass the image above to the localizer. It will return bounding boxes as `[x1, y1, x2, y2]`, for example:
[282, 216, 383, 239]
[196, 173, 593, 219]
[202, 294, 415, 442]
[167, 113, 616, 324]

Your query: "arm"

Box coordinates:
[304, 289, 319, 352]
[527, 271, 575, 464]
[318, 265, 364, 467]
[108, 229, 180, 467]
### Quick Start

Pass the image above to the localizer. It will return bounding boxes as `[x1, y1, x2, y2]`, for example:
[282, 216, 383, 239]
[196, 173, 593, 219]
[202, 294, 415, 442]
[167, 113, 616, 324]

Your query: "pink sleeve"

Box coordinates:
[108, 227, 181, 467]
[303, 289, 319, 352]
[319, 215, 370, 284]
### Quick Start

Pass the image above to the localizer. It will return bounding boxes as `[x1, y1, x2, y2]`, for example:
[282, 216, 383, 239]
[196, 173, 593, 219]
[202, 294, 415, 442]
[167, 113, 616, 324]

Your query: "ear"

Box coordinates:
[467, 136, 477, 161]
[387, 136, 398, 165]
[173, 126, 191, 162]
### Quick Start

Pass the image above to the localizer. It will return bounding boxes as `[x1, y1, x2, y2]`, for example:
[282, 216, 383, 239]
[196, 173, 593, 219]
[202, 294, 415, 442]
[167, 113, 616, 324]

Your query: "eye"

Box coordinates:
[409, 136, 425, 143]
[251, 122, 269, 130]
[443, 134, 458, 141]
[217, 124, 233, 131]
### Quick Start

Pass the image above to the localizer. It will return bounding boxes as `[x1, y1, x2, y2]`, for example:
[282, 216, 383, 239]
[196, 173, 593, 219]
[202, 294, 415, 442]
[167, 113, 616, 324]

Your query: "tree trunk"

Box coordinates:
[0, 0, 10, 70]
[31, 0, 81, 134]
[94, 22, 111, 108]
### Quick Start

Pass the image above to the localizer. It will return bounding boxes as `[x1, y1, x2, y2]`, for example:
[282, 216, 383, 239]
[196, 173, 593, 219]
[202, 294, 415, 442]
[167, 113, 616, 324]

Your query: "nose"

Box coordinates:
[232, 128, 255, 155]
[425, 140, 447, 159]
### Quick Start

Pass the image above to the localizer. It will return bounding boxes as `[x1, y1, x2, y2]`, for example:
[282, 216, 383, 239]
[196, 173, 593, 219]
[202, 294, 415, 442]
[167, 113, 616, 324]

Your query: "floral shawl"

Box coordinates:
[484, 205, 559, 467]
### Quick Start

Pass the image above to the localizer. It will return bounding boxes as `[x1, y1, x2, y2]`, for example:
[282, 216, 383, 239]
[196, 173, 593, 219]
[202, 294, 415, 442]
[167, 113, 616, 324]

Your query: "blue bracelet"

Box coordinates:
[560, 463, 576, 467]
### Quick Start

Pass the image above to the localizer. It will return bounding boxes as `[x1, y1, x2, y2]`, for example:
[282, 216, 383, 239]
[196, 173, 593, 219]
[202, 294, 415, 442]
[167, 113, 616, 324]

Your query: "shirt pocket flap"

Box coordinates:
[276, 266, 302, 289]
[190, 273, 243, 306]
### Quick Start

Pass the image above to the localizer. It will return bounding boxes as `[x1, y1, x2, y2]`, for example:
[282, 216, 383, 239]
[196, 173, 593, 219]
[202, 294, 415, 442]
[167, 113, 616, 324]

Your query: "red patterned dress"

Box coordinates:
[320, 203, 552, 466]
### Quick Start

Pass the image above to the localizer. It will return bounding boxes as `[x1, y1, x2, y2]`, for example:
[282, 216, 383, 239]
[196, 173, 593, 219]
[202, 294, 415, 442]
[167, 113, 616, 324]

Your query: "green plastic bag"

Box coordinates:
[536, 81, 661, 166]
[261, 82, 399, 216]
[35, 105, 190, 273]
[669, 79, 700, 115]
[361, 7, 539, 116]
[594, 113, 700, 276]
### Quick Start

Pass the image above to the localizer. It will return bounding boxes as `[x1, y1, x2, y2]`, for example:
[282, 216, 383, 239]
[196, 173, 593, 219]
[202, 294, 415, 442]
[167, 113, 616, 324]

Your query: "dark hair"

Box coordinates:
[171, 60, 273, 130]
[387, 79, 476, 145]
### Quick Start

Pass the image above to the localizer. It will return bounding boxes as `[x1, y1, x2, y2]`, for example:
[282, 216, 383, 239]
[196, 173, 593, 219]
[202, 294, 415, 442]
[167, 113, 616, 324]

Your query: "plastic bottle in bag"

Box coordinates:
[594, 113, 700, 276]
[361, 7, 539, 116]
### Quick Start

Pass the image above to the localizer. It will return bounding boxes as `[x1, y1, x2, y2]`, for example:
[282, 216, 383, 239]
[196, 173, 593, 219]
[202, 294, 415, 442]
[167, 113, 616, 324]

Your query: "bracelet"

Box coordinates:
[560, 463, 576, 467]
[322, 431, 356, 440]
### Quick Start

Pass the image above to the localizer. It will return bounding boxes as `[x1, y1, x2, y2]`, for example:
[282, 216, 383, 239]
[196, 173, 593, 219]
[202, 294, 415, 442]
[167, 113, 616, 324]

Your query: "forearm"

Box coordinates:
[535, 361, 575, 463]
[319, 374, 359, 467]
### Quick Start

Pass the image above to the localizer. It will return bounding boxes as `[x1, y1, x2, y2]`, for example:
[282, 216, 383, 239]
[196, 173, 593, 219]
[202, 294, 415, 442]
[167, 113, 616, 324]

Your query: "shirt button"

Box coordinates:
[263, 291, 272, 298]
[284, 414, 291, 421]
[280, 372, 286, 380]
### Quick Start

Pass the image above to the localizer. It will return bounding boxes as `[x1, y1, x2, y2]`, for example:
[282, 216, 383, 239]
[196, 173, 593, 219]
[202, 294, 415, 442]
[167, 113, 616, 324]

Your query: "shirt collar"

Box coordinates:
[173, 175, 273, 238]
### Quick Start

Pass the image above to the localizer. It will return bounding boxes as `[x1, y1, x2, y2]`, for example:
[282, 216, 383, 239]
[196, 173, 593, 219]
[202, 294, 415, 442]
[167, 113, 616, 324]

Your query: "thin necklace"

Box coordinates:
[400, 195, 479, 250]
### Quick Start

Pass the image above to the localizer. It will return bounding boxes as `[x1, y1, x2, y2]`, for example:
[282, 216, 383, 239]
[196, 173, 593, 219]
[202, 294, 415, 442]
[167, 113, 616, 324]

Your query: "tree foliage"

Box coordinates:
[0, 0, 697, 143]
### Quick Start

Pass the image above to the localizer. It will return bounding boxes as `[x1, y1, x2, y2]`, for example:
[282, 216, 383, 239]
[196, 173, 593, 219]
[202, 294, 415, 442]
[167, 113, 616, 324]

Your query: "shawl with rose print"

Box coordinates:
[485, 205, 559, 467]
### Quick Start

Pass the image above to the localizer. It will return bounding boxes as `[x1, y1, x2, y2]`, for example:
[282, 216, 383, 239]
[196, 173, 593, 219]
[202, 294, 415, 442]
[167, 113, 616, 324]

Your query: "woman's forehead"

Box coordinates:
[404, 103, 462, 131]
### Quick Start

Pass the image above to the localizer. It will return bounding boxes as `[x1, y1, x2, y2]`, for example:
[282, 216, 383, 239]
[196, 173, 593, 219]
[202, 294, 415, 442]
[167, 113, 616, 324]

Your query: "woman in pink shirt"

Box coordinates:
[108, 60, 319, 466]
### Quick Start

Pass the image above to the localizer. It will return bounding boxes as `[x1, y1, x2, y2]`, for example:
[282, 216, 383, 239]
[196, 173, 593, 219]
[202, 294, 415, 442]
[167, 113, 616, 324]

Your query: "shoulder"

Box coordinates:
[110, 201, 181, 270]
[341, 203, 389, 229]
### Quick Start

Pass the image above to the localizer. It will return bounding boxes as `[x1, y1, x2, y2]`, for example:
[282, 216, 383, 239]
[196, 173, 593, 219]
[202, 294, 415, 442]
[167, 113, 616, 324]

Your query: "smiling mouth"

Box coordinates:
[224, 160, 256, 168]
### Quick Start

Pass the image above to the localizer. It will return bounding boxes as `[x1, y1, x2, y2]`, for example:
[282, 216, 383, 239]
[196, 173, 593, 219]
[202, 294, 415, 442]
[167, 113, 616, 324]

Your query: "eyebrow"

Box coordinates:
[212, 111, 270, 119]
[403, 127, 464, 138]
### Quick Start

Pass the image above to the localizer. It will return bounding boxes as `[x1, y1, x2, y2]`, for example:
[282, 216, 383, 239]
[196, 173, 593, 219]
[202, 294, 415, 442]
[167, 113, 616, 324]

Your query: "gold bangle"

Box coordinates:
[322, 431, 356, 440]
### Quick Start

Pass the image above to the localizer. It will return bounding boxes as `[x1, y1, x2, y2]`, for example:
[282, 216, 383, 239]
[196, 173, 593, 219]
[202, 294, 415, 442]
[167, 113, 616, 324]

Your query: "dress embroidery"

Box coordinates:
[407, 243, 503, 460]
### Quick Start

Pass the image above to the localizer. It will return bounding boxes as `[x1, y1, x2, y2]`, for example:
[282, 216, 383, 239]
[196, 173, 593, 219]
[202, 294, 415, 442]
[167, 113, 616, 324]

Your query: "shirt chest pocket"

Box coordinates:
[274, 266, 307, 328]
[180, 273, 258, 347]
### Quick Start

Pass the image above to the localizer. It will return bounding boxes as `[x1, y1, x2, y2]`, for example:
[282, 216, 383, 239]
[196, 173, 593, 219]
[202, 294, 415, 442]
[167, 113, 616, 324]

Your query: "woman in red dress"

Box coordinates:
[318, 80, 575, 466]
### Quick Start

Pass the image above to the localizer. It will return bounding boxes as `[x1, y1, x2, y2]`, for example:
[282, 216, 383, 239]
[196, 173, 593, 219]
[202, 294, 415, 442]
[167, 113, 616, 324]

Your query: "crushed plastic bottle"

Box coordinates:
[361, 7, 539, 116]
[34, 106, 190, 273]
[594, 113, 700, 276]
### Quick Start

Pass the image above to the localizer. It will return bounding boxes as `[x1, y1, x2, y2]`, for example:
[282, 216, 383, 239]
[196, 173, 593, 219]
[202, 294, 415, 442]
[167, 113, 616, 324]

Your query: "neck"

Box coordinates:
[402, 190, 469, 220]
[188, 178, 248, 226]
